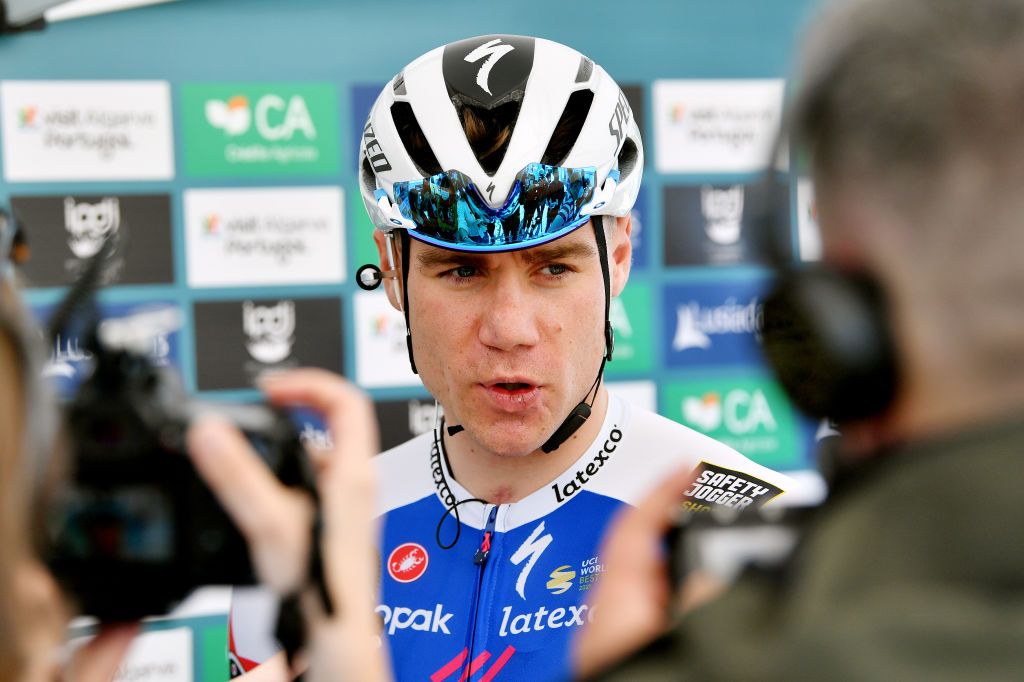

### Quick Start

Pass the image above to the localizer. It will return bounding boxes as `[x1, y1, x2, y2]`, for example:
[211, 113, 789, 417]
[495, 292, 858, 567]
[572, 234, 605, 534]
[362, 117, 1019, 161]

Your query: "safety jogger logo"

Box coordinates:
[682, 461, 783, 513]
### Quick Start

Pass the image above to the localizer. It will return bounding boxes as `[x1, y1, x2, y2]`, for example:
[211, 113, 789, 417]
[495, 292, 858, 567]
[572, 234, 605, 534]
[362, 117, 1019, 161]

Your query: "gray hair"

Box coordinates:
[789, 0, 1024, 381]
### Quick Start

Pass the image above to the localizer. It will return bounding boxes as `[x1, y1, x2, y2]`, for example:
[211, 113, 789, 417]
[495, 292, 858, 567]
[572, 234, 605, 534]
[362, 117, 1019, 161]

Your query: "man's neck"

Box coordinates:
[442, 388, 611, 504]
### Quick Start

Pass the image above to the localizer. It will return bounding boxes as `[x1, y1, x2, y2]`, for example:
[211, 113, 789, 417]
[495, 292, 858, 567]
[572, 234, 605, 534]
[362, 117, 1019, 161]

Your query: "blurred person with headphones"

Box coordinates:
[574, 0, 1024, 678]
[0, 212, 387, 681]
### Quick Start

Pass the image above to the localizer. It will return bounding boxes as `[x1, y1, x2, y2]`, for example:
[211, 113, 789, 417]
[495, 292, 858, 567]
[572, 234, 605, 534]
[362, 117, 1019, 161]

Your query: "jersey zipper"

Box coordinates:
[463, 504, 498, 678]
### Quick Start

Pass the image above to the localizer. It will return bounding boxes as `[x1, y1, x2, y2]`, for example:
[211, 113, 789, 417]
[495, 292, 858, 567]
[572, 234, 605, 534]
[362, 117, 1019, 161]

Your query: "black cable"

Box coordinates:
[537, 216, 614, 453]
[432, 419, 487, 550]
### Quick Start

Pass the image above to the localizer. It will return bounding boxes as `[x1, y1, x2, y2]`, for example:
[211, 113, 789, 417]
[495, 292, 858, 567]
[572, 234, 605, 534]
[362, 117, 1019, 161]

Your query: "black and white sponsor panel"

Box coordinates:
[376, 398, 438, 452]
[192, 297, 344, 391]
[9, 193, 173, 286]
[662, 181, 790, 267]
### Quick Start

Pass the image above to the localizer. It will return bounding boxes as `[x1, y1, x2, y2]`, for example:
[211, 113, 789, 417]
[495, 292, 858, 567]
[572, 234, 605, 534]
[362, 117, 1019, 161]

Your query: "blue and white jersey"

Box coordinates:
[374, 393, 791, 682]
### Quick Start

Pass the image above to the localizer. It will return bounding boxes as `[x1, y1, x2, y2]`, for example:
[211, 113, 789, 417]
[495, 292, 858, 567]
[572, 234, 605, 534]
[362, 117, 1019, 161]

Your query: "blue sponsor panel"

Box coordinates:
[31, 300, 184, 398]
[629, 185, 650, 270]
[351, 83, 385, 159]
[662, 279, 768, 369]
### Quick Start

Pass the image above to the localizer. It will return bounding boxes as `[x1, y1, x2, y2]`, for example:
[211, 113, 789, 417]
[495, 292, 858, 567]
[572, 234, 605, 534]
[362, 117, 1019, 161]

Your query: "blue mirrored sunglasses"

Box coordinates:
[391, 163, 599, 252]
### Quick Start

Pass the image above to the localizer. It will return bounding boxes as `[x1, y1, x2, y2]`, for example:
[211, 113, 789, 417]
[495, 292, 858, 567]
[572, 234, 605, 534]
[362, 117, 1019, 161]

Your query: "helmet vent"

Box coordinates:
[617, 137, 639, 180]
[360, 155, 378, 195]
[393, 72, 407, 96]
[575, 57, 594, 83]
[461, 101, 520, 175]
[541, 89, 595, 166]
[391, 101, 443, 176]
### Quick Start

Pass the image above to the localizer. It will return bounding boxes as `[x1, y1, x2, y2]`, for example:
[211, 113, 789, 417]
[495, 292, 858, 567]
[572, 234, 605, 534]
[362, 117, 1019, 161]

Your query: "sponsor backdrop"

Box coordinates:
[0, 0, 824, 676]
[0, 0, 828, 474]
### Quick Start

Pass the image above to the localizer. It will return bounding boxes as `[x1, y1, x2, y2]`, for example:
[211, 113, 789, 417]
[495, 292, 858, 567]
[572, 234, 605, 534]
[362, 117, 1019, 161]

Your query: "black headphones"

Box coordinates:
[753, 164, 900, 423]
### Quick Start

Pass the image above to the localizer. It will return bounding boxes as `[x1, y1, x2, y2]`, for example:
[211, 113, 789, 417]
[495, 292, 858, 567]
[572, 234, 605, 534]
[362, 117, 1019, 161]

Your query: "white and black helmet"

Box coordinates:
[358, 34, 643, 248]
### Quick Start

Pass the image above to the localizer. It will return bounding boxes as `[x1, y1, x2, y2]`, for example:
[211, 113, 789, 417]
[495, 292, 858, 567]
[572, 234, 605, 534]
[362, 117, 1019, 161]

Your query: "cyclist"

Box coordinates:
[229, 34, 792, 680]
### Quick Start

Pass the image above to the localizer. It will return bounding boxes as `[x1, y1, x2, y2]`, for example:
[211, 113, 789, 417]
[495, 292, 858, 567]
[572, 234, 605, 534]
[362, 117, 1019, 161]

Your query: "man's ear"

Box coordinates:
[609, 215, 633, 297]
[372, 230, 404, 312]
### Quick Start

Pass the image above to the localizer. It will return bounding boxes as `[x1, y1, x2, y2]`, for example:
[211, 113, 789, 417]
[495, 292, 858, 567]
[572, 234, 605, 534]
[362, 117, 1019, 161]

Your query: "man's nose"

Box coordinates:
[477, 276, 542, 352]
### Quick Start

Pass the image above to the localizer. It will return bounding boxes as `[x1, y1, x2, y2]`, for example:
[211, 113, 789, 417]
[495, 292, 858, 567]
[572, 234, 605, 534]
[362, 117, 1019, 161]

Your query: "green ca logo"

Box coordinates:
[606, 283, 653, 375]
[205, 94, 317, 141]
[667, 378, 801, 470]
[682, 389, 777, 435]
[609, 298, 633, 339]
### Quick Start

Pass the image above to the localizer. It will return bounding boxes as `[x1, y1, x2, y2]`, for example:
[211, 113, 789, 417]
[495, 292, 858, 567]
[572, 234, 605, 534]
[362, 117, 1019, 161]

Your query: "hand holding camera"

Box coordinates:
[29, 233, 387, 679]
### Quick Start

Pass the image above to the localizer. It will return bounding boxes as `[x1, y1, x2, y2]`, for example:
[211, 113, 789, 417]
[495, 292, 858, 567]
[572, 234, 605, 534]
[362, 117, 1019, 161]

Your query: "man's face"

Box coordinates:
[376, 219, 631, 457]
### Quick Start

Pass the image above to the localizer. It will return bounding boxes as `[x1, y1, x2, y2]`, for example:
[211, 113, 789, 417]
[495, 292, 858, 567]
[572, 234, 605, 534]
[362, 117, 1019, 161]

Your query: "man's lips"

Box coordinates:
[478, 378, 542, 411]
[489, 381, 535, 394]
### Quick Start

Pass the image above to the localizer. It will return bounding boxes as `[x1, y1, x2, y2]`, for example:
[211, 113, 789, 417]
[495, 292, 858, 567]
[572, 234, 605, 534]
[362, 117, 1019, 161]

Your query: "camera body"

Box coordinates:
[44, 324, 314, 622]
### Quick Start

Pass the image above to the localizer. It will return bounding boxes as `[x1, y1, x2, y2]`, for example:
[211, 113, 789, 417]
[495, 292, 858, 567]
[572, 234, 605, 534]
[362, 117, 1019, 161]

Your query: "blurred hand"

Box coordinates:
[63, 625, 139, 682]
[572, 466, 695, 679]
[15, 560, 138, 682]
[187, 368, 389, 682]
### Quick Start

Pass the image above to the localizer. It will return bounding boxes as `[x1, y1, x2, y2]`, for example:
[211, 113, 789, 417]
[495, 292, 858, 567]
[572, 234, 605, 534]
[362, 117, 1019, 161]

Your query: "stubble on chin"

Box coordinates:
[461, 419, 553, 459]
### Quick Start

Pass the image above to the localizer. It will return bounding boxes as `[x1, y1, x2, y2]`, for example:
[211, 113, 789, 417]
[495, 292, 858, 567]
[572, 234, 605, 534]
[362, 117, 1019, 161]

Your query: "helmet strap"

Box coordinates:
[396, 230, 418, 374]
[540, 216, 614, 453]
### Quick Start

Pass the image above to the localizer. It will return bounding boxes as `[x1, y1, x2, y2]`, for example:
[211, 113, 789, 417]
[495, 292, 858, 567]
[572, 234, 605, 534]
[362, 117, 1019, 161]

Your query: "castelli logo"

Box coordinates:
[388, 542, 429, 583]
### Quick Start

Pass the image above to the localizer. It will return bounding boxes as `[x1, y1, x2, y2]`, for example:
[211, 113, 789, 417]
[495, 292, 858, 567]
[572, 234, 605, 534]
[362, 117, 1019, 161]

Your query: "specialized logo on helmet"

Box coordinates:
[464, 38, 516, 96]
[363, 120, 392, 173]
[388, 542, 429, 583]
[608, 89, 633, 151]
[442, 35, 536, 109]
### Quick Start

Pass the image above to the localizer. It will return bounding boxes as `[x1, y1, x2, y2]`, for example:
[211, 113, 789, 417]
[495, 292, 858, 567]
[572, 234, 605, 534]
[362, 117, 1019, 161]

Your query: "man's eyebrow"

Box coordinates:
[517, 241, 597, 265]
[414, 240, 597, 269]
[415, 248, 487, 269]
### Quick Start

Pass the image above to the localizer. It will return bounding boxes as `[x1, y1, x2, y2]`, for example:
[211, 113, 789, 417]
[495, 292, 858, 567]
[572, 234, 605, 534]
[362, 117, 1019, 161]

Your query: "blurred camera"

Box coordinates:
[40, 237, 315, 622]
[666, 504, 815, 591]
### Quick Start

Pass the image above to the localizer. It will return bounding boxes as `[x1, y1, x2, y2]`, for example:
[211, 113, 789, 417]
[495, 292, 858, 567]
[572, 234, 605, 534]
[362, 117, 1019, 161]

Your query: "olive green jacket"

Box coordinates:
[592, 419, 1024, 681]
